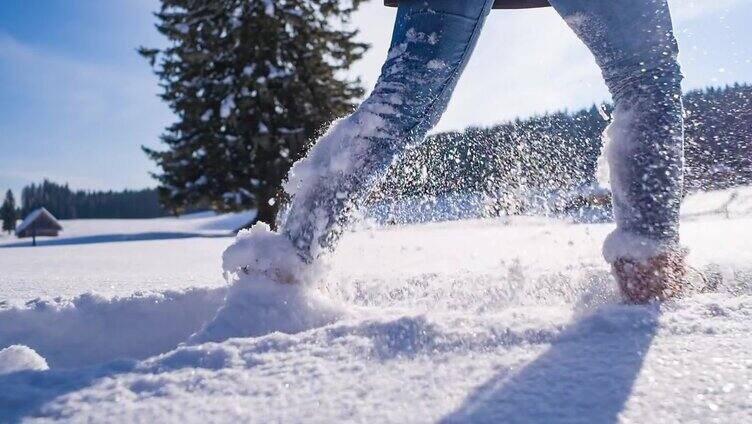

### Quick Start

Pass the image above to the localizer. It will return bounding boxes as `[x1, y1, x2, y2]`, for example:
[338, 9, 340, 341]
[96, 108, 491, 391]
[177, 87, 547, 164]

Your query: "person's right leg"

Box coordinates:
[550, 0, 688, 301]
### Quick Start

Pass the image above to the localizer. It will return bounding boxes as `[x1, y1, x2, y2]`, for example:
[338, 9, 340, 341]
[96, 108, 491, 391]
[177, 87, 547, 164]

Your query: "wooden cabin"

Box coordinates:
[16, 207, 63, 245]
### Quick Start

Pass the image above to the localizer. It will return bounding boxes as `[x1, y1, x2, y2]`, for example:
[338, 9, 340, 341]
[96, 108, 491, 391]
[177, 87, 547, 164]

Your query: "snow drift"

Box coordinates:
[0, 345, 49, 374]
[0, 288, 225, 368]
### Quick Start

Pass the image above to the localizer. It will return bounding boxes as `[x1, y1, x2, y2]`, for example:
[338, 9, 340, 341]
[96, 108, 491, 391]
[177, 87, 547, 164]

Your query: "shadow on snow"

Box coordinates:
[0, 232, 231, 248]
[441, 305, 660, 424]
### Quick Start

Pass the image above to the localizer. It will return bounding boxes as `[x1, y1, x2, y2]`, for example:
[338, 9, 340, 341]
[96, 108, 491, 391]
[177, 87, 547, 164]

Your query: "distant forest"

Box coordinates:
[19, 181, 169, 220]
[14, 84, 751, 220]
[378, 83, 752, 200]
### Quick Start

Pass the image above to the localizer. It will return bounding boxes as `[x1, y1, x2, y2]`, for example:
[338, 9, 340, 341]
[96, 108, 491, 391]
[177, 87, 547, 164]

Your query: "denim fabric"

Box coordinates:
[549, 0, 684, 249]
[281, 0, 496, 262]
[281, 0, 684, 263]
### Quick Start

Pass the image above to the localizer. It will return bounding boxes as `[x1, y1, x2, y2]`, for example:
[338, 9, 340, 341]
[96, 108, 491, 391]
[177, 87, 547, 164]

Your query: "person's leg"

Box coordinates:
[198, 2, 496, 343]
[550, 0, 687, 300]
[551, 1, 684, 251]
[280, 0, 495, 263]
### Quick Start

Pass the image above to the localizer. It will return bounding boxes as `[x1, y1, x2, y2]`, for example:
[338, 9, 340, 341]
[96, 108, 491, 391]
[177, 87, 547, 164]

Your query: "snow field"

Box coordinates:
[0, 288, 226, 368]
[0, 189, 750, 422]
[0, 211, 254, 303]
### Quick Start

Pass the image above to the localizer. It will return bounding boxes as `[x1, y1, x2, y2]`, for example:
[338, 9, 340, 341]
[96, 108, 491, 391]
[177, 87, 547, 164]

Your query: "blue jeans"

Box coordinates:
[281, 0, 684, 263]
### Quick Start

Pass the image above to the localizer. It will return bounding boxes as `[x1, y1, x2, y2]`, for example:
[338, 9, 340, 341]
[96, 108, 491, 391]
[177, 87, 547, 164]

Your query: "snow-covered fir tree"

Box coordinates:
[140, 0, 367, 227]
[1, 190, 17, 234]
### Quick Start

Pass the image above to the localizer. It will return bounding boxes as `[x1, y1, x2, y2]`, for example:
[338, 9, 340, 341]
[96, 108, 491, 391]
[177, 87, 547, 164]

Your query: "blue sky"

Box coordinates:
[1, 0, 750, 198]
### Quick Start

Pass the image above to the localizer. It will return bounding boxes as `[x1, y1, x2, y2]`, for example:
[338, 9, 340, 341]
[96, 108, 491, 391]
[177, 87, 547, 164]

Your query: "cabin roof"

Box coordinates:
[16, 207, 63, 234]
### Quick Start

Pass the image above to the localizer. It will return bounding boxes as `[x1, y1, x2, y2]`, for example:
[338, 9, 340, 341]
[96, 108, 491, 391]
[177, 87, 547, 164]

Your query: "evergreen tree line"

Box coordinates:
[5, 84, 747, 225]
[376, 83, 752, 202]
[17, 181, 170, 220]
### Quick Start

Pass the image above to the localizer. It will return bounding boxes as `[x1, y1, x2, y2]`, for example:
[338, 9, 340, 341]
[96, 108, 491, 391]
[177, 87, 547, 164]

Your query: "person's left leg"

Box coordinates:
[279, 0, 496, 264]
[221, 0, 496, 283]
[193, 0, 496, 343]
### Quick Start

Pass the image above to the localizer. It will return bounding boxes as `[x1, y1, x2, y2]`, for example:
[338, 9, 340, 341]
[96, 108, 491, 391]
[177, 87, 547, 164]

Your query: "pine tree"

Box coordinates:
[1, 190, 18, 234]
[140, 0, 368, 228]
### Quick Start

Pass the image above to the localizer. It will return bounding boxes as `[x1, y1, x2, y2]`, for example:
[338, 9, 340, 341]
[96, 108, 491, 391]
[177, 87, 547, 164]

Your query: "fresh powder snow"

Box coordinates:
[0, 189, 751, 422]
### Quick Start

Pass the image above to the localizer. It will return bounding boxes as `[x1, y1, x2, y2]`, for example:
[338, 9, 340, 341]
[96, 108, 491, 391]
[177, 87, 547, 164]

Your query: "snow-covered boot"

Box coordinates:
[221, 222, 312, 285]
[611, 250, 687, 303]
[187, 223, 343, 344]
[611, 248, 709, 303]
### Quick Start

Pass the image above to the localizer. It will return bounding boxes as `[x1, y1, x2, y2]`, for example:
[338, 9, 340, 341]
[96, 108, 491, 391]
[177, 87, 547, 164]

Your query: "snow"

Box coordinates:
[221, 223, 317, 283]
[0, 189, 751, 422]
[601, 228, 675, 263]
[282, 107, 391, 258]
[190, 222, 339, 343]
[0, 346, 48, 374]
[0, 211, 253, 303]
[0, 288, 225, 368]
[283, 112, 387, 201]
[426, 59, 447, 70]
[2, 210, 253, 245]
[262, 0, 274, 17]
[220, 95, 235, 119]
[682, 185, 752, 219]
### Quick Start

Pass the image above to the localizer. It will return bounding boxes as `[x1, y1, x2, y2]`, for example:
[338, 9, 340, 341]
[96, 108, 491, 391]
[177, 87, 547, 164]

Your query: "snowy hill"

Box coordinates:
[0, 189, 751, 422]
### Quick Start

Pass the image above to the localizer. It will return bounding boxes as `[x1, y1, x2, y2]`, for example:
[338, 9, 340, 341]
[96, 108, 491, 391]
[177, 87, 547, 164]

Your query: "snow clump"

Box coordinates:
[0, 345, 49, 374]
